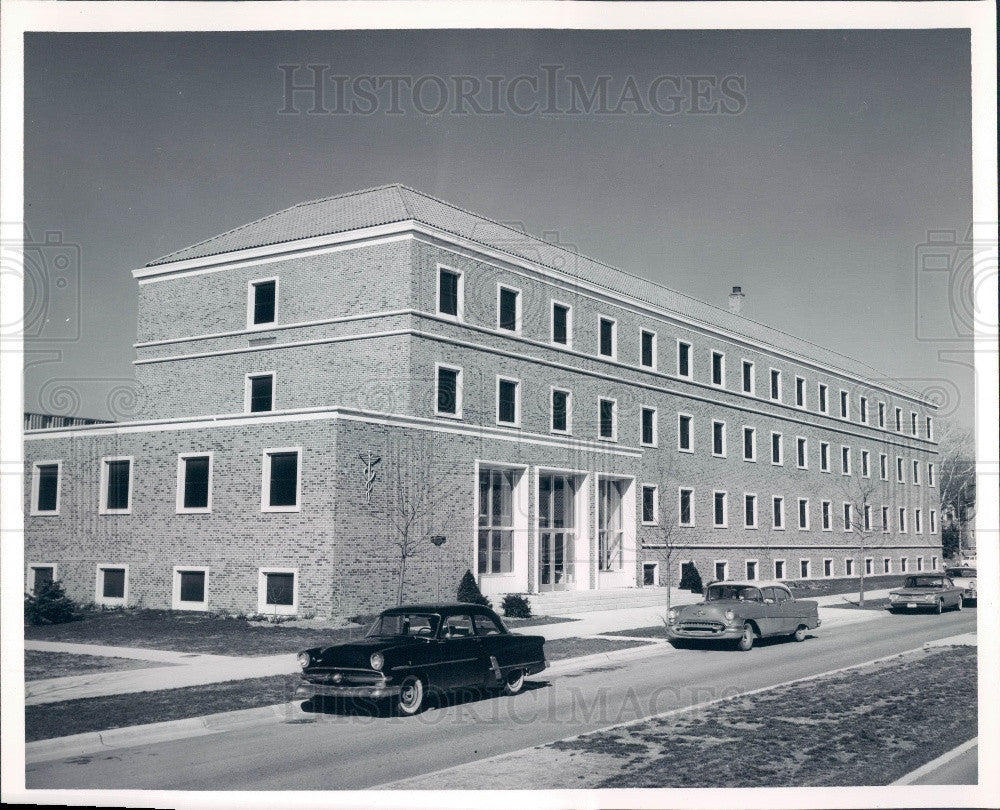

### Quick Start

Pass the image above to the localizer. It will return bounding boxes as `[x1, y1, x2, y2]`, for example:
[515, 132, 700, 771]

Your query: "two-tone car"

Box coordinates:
[294, 602, 547, 715]
[888, 575, 965, 613]
[666, 581, 820, 651]
[945, 566, 977, 605]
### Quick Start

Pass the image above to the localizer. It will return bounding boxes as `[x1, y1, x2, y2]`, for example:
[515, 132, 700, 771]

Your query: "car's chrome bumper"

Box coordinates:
[294, 681, 401, 700]
[667, 624, 743, 640]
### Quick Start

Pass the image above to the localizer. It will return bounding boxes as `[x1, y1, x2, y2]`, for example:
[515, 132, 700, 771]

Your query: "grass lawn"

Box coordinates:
[826, 597, 893, 611]
[601, 625, 667, 639]
[505, 615, 579, 629]
[544, 637, 652, 661]
[24, 651, 162, 681]
[786, 575, 904, 598]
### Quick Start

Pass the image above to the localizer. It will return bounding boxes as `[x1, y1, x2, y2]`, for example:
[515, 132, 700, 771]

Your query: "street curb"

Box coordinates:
[891, 737, 978, 785]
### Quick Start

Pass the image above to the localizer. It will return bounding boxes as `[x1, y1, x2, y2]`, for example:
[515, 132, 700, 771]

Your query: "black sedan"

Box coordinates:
[294, 603, 547, 715]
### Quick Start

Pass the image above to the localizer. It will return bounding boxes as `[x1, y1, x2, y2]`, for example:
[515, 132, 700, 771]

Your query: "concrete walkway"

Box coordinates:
[24, 587, 898, 706]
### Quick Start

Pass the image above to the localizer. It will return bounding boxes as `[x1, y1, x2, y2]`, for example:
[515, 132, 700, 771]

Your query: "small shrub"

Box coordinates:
[457, 569, 491, 607]
[24, 580, 80, 626]
[501, 593, 532, 619]
[679, 563, 703, 594]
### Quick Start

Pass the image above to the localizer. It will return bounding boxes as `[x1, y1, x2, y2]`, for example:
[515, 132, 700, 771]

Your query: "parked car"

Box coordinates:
[888, 575, 965, 613]
[294, 603, 547, 715]
[944, 566, 977, 605]
[666, 581, 820, 651]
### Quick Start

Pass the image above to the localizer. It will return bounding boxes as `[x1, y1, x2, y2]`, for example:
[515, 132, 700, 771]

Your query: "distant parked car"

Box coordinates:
[945, 566, 977, 605]
[666, 581, 821, 651]
[294, 603, 547, 715]
[888, 575, 964, 614]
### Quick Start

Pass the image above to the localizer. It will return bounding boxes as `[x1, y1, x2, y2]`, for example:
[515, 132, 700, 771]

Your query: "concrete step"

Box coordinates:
[527, 587, 690, 614]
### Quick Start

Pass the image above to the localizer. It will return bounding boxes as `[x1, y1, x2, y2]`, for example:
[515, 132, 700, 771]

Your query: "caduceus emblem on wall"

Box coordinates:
[359, 451, 381, 504]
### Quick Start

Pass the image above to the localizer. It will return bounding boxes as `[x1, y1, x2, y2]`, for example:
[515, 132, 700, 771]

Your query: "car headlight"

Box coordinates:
[667, 608, 677, 624]
[297, 652, 310, 669]
[724, 610, 736, 622]
[370, 652, 384, 671]
[889, 593, 899, 600]
[969, 580, 976, 590]
[924, 594, 936, 601]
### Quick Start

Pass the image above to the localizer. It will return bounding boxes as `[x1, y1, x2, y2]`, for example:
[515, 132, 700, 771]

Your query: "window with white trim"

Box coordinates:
[551, 388, 571, 434]
[714, 560, 729, 581]
[859, 396, 868, 423]
[842, 502, 852, 531]
[800, 559, 811, 578]
[912, 459, 920, 485]
[258, 568, 298, 615]
[551, 301, 572, 346]
[796, 437, 807, 469]
[883, 557, 892, 574]
[435, 363, 463, 418]
[915, 508, 922, 534]
[712, 420, 726, 457]
[771, 432, 783, 465]
[863, 504, 872, 532]
[841, 445, 851, 475]
[823, 558, 833, 578]
[916, 556, 923, 572]
[839, 390, 849, 419]
[820, 442, 830, 472]
[861, 450, 870, 478]
[96, 565, 128, 606]
[677, 340, 692, 378]
[894, 407, 902, 431]
[262, 448, 301, 512]
[865, 558, 873, 575]
[246, 372, 275, 413]
[678, 488, 694, 527]
[880, 453, 888, 481]
[498, 285, 521, 333]
[28, 564, 56, 594]
[744, 493, 757, 528]
[927, 463, 935, 487]
[930, 510, 937, 534]
[878, 401, 886, 428]
[30, 461, 61, 515]
[798, 498, 809, 530]
[743, 426, 756, 461]
[932, 555, 938, 570]
[818, 383, 828, 414]
[769, 369, 781, 401]
[678, 413, 693, 452]
[774, 559, 786, 579]
[100, 457, 133, 514]
[437, 266, 463, 319]
[910, 411, 918, 435]
[745, 560, 758, 581]
[599, 398, 617, 441]
[795, 376, 806, 408]
[901, 557, 908, 573]
[821, 500, 831, 530]
[898, 507, 907, 533]
[598, 316, 617, 358]
[248, 278, 277, 327]
[479, 467, 516, 574]
[496, 377, 521, 427]
[926, 416, 933, 440]
[896, 456, 904, 483]
[173, 567, 209, 611]
[641, 329, 657, 369]
[742, 360, 754, 394]
[846, 558, 855, 576]
[881, 505, 889, 532]
[176, 453, 213, 513]
[772, 496, 785, 529]
[713, 491, 728, 528]
[641, 484, 658, 525]
[711, 351, 725, 387]
[641, 406, 658, 447]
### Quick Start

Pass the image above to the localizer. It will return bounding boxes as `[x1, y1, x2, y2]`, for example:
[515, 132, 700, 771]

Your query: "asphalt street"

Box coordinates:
[26, 608, 976, 790]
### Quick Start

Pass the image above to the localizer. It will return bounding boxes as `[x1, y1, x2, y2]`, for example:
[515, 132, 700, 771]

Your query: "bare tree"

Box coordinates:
[642, 462, 686, 613]
[840, 475, 879, 607]
[936, 422, 976, 560]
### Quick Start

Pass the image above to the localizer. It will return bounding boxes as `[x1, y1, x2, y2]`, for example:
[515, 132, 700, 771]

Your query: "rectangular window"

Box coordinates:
[641, 407, 658, 447]
[551, 388, 571, 434]
[895, 407, 902, 431]
[820, 442, 830, 472]
[713, 491, 728, 528]
[800, 559, 810, 578]
[715, 561, 728, 581]
[435, 364, 462, 417]
[773, 496, 785, 529]
[744, 493, 757, 528]
[643, 562, 659, 587]
[880, 454, 888, 481]
[100, 457, 133, 514]
[598, 478, 626, 571]
[932, 555, 938, 570]
[677, 340, 692, 378]
[746, 560, 758, 581]
[29, 565, 56, 594]
[912, 459, 920, 485]
[878, 401, 886, 428]
[711, 351, 725, 386]
[795, 376, 806, 408]
[551, 301, 571, 346]
[883, 558, 892, 574]
[926, 416, 933, 440]
[928, 463, 935, 487]
[641, 330, 657, 369]
[896, 457, 904, 483]
[31, 461, 61, 514]
[678, 413, 693, 452]
[679, 488, 694, 526]
[819, 384, 828, 413]
[258, 568, 298, 615]
[898, 507, 907, 533]
[262, 448, 301, 512]
[599, 398, 617, 441]
[598, 316, 617, 358]
[770, 369, 781, 401]
[900, 558, 907, 573]
[712, 420, 726, 457]
[497, 377, 520, 426]
[915, 508, 922, 534]
[843, 502, 852, 531]
[821, 500, 831, 530]
[860, 397, 868, 423]
[478, 468, 515, 574]
[823, 559, 833, 578]
[774, 560, 786, 580]
[96, 566, 128, 605]
[742, 360, 754, 394]
[865, 558, 873, 575]
[437, 267, 462, 318]
[641, 485, 658, 525]
[247, 373, 274, 413]
[798, 498, 809, 530]
[249, 278, 277, 326]
[743, 426, 756, 461]
[839, 390, 849, 419]
[882, 505, 889, 532]
[498, 285, 521, 332]
[177, 453, 212, 513]
[173, 567, 209, 611]
[771, 432, 783, 465]
[846, 558, 855, 576]
[910, 411, 918, 435]
[930, 510, 937, 534]
[861, 450, 870, 478]
[916, 556, 923, 572]
[863, 504, 872, 532]
[841, 446, 851, 475]
[796, 437, 808, 469]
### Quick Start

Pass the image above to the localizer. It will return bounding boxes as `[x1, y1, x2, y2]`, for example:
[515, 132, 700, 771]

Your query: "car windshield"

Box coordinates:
[367, 613, 439, 638]
[706, 585, 763, 602]
[946, 568, 976, 578]
[905, 576, 944, 589]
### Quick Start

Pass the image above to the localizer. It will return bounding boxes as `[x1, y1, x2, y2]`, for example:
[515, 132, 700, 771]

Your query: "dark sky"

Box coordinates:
[23, 29, 974, 427]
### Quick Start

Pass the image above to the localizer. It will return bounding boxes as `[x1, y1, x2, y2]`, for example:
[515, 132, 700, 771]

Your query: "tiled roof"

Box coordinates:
[147, 184, 924, 398]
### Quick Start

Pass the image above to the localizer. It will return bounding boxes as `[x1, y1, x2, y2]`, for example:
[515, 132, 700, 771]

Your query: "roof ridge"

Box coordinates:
[397, 185, 894, 384]
[291, 183, 406, 210]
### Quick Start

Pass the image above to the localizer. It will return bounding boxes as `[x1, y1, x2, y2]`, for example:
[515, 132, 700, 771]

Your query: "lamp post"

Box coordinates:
[430, 535, 446, 600]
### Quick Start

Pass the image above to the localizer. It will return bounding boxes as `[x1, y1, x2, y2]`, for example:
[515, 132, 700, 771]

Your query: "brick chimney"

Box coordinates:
[729, 285, 745, 315]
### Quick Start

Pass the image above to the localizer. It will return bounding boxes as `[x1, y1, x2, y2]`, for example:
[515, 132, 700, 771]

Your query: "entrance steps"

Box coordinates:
[529, 587, 689, 615]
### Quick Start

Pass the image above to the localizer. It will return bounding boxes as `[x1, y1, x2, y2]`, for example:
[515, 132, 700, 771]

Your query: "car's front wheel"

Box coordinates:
[736, 623, 755, 651]
[502, 669, 525, 695]
[934, 599, 943, 615]
[792, 625, 808, 642]
[397, 675, 426, 715]
[955, 598, 964, 612]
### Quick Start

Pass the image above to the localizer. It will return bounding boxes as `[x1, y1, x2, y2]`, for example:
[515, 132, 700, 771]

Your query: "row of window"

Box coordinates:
[639, 484, 937, 534]
[675, 554, 941, 585]
[30, 450, 303, 515]
[27, 564, 301, 614]
[434, 266, 932, 437]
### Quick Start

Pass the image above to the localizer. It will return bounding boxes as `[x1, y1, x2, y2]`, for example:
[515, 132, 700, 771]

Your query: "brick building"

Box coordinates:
[23, 185, 942, 617]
